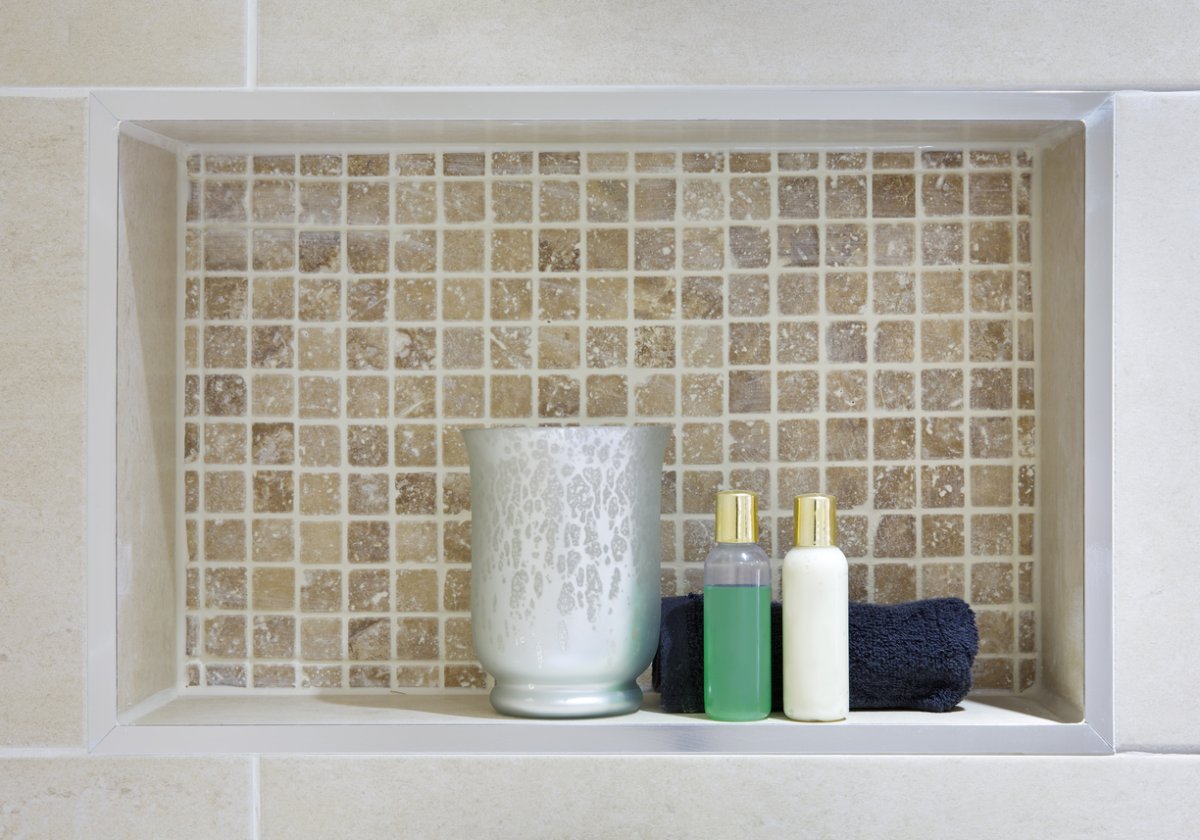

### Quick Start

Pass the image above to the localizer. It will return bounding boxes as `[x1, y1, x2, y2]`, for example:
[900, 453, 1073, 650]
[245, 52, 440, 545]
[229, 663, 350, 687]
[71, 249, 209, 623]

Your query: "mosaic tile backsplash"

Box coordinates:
[181, 147, 1037, 694]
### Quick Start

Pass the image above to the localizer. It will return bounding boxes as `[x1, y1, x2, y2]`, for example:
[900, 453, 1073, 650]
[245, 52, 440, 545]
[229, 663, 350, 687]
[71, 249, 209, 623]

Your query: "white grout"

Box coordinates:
[245, 0, 259, 89]
[251, 754, 262, 840]
[0, 87, 92, 98]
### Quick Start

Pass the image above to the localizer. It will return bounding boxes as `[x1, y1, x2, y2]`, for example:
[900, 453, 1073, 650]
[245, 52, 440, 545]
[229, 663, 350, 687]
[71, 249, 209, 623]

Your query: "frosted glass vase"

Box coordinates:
[462, 426, 669, 718]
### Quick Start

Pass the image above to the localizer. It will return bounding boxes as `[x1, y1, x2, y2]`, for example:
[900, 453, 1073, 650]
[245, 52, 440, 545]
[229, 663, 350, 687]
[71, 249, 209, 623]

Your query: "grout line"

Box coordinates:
[251, 754, 262, 840]
[246, 0, 259, 89]
[0, 87, 94, 98]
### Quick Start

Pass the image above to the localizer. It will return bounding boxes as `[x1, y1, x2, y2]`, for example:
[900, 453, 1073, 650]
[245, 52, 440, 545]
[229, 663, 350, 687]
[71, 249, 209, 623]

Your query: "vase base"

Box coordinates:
[489, 681, 643, 719]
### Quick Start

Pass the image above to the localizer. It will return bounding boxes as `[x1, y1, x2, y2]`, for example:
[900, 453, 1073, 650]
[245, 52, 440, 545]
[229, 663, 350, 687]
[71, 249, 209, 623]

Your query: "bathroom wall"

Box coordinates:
[2, 2, 1200, 836]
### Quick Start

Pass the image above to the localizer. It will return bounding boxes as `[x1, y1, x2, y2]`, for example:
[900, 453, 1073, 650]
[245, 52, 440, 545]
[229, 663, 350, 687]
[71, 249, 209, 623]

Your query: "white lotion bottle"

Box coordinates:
[782, 493, 849, 722]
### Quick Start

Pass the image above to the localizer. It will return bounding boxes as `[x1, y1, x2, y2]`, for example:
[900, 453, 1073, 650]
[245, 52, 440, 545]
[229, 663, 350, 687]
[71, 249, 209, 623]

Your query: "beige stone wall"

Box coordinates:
[2, 3, 1200, 836]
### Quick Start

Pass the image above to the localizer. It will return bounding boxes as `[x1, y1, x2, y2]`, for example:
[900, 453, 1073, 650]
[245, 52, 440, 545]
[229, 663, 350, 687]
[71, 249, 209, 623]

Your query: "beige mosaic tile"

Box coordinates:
[184, 146, 1037, 693]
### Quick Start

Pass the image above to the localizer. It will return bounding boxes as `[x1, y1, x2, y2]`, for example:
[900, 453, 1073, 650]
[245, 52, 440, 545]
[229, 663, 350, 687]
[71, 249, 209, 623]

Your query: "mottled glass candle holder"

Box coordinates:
[463, 425, 669, 717]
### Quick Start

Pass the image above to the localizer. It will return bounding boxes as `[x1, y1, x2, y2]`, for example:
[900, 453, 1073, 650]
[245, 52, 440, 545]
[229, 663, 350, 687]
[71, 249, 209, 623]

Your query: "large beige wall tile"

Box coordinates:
[0, 0, 244, 86]
[259, 0, 1200, 87]
[261, 754, 1200, 838]
[0, 98, 86, 747]
[0, 757, 251, 839]
[1113, 92, 1200, 751]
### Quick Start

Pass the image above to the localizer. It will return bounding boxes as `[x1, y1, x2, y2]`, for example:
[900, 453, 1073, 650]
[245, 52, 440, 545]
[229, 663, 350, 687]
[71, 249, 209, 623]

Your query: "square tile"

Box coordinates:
[874, 370, 915, 410]
[875, 223, 915, 267]
[440, 375, 484, 419]
[635, 228, 676, 270]
[586, 374, 628, 417]
[253, 570, 295, 613]
[777, 321, 819, 364]
[873, 174, 916, 217]
[825, 370, 868, 412]
[681, 276, 723, 319]
[922, 173, 963, 215]
[875, 320, 915, 363]
[874, 417, 916, 460]
[346, 181, 388, 225]
[492, 151, 532, 174]
[923, 516, 965, 559]
[348, 520, 390, 563]
[253, 278, 295, 324]
[922, 416, 965, 460]
[490, 326, 532, 370]
[728, 370, 770, 413]
[344, 472, 389, 515]
[778, 176, 819, 218]
[825, 467, 868, 509]
[539, 180, 579, 222]
[492, 181, 532, 223]
[443, 229, 484, 272]
[682, 180, 724, 221]
[730, 177, 770, 220]
[299, 182, 342, 224]
[586, 229, 628, 270]
[826, 272, 867, 315]
[729, 226, 770, 269]
[491, 277, 533, 320]
[970, 172, 1013, 216]
[491, 375, 533, 418]
[300, 522, 341, 564]
[635, 178, 676, 221]
[825, 224, 868, 266]
[826, 175, 867, 217]
[443, 181, 485, 223]
[586, 179, 629, 222]
[395, 568, 438, 612]
[349, 569, 390, 612]
[970, 221, 1013, 264]
[922, 223, 963, 265]
[826, 321, 867, 363]
[777, 370, 819, 413]
[826, 418, 868, 461]
[778, 273, 819, 315]
[394, 230, 438, 273]
[539, 374, 581, 418]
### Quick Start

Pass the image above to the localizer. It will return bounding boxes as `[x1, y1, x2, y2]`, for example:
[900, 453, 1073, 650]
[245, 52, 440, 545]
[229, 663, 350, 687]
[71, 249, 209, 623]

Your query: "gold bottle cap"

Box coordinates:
[714, 490, 759, 543]
[794, 493, 837, 548]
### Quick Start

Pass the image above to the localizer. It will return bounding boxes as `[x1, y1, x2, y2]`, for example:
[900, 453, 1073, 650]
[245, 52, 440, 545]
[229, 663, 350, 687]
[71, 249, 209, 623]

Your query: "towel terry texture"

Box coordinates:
[651, 594, 978, 714]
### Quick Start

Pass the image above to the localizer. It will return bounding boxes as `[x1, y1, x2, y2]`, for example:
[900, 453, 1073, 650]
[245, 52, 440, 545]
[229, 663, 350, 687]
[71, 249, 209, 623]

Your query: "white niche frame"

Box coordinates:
[86, 89, 1113, 755]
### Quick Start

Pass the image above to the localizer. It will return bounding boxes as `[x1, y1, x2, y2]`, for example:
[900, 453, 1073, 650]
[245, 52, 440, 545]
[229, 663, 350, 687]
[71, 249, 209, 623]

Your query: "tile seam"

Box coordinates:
[245, 0, 259, 89]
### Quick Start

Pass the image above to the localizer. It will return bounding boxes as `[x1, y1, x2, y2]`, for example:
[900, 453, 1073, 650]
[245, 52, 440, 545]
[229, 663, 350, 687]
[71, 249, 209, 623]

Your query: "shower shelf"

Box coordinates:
[87, 89, 1113, 755]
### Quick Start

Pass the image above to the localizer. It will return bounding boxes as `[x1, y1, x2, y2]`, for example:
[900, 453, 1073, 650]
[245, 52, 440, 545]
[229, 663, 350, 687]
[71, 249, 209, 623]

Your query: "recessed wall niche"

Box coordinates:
[177, 143, 1041, 694]
[100, 92, 1103, 754]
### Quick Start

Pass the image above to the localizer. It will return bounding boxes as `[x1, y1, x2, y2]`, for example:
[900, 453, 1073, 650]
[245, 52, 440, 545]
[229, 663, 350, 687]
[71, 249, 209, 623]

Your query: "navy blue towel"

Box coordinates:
[651, 595, 978, 713]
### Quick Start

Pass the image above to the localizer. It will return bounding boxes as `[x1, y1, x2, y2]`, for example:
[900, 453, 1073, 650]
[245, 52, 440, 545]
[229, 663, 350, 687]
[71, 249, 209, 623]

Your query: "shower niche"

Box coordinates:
[88, 90, 1111, 754]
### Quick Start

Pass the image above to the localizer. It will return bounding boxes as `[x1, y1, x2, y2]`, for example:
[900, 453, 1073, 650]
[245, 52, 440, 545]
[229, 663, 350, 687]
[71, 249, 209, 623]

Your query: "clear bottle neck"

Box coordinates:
[704, 542, 771, 587]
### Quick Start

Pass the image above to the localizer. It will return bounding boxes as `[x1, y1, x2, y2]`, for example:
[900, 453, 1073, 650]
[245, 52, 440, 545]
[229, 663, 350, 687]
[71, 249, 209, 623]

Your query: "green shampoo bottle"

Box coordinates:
[703, 490, 772, 721]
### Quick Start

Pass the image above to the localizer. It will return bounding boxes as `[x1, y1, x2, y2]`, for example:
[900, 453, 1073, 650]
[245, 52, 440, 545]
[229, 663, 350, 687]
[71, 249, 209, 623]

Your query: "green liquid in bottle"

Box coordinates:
[703, 584, 771, 721]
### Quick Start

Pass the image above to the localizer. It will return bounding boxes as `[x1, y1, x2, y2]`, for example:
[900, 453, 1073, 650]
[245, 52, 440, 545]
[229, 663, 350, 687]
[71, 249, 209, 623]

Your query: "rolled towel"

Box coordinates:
[651, 595, 978, 714]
